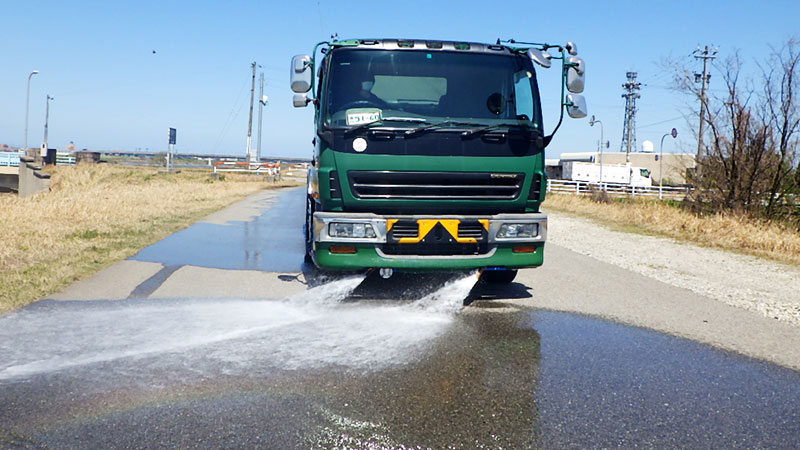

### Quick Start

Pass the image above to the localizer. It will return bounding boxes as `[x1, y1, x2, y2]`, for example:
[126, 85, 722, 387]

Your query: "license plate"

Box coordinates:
[346, 109, 382, 126]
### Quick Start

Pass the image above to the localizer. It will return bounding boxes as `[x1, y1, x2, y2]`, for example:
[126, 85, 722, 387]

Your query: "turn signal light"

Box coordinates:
[512, 245, 536, 253]
[329, 245, 357, 254]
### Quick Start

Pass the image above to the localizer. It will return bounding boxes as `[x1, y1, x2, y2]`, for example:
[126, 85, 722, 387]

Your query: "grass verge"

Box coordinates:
[0, 164, 302, 315]
[543, 194, 800, 266]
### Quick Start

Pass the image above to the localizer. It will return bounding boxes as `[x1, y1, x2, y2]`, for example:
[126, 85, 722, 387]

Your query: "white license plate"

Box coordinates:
[346, 110, 382, 126]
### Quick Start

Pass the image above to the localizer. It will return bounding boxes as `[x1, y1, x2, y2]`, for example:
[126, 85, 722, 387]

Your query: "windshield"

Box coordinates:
[323, 49, 542, 131]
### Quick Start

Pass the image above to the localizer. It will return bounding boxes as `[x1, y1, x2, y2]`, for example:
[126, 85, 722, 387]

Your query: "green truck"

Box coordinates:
[291, 38, 587, 283]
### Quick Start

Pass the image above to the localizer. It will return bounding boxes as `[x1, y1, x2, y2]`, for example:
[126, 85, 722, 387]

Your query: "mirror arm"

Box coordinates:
[309, 41, 330, 98]
[543, 48, 568, 147]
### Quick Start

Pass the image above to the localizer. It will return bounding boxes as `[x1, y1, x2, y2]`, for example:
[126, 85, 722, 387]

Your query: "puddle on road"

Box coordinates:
[0, 273, 478, 382]
[2, 278, 799, 449]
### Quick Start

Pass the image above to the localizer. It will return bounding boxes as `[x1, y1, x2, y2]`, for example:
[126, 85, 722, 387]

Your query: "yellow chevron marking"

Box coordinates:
[396, 219, 479, 244]
[439, 220, 477, 244]
[386, 219, 398, 232]
[397, 219, 438, 243]
[478, 219, 489, 231]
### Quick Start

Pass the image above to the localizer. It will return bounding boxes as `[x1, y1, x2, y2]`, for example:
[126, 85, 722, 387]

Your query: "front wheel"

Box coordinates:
[480, 269, 518, 284]
[304, 195, 315, 261]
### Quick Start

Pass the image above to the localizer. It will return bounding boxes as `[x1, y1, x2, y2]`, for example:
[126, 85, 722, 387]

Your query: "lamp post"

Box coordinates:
[659, 128, 678, 199]
[42, 95, 54, 165]
[256, 72, 268, 164]
[43, 95, 54, 153]
[24, 70, 39, 150]
[588, 115, 607, 190]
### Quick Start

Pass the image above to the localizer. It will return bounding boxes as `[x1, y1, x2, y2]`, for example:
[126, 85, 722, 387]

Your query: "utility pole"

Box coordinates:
[693, 45, 718, 161]
[245, 61, 257, 164]
[620, 71, 641, 162]
[256, 72, 265, 164]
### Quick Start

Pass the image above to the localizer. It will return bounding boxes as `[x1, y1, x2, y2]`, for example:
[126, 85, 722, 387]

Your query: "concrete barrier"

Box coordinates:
[18, 156, 50, 197]
[0, 169, 17, 192]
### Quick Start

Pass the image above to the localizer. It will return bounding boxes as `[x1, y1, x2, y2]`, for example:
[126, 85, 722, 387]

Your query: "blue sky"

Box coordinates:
[2, 0, 798, 159]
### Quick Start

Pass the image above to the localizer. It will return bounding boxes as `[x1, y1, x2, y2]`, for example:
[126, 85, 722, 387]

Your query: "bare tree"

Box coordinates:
[672, 39, 800, 224]
[760, 40, 800, 219]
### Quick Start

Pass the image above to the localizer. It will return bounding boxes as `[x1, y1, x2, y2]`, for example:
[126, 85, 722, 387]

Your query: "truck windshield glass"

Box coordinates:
[324, 49, 542, 130]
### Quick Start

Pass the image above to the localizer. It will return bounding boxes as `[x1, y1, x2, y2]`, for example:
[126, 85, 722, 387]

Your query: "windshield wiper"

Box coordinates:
[403, 120, 487, 137]
[461, 122, 539, 138]
[345, 117, 429, 135]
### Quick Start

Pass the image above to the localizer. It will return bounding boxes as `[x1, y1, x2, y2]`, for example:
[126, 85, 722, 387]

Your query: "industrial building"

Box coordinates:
[546, 151, 696, 186]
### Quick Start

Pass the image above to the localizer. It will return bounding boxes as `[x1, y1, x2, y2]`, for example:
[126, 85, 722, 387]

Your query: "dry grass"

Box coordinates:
[543, 194, 800, 266]
[0, 164, 302, 314]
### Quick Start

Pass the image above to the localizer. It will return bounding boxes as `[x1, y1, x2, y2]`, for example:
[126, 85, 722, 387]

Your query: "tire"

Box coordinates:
[481, 269, 518, 284]
[304, 195, 315, 261]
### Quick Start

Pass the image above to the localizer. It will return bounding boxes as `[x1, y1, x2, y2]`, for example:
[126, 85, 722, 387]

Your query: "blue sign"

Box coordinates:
[168, 128, 177, 145]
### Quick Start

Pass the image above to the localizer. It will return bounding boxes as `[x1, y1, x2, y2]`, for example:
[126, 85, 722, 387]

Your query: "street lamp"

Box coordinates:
[43, 95, 54, 155]
[256, 72, 268, 164]
[588, 115, 608, 190]
[24, 70, 39, 150]
[659, 128, 678, 198]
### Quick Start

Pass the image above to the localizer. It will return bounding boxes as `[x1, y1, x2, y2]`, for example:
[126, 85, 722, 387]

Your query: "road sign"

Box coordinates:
[671, 128, 678, 138]
[168, 128, 177, 145]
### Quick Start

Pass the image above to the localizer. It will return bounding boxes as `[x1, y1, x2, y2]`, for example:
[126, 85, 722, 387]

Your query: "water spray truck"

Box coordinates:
[291, 38, 587, 283]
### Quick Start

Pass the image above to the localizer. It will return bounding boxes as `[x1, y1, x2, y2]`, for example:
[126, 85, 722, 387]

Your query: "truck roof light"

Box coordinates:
[398, 40, 415, 48]
[426, 41, 443, 49]
[454, 42, 470, 50]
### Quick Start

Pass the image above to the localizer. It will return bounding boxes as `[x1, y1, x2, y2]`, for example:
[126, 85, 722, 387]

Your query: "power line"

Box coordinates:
[212, 73, 251, 153]
[637, 115, 684, 129]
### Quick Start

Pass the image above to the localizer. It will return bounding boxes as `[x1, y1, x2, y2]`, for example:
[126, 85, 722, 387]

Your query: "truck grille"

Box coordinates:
[457, 222, 484, 238]
[390, 222, 418, 238]
[348, 171, 524, 200]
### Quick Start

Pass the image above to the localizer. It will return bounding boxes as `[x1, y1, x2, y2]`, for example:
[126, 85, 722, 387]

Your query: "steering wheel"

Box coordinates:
[340, 100, 383, 110]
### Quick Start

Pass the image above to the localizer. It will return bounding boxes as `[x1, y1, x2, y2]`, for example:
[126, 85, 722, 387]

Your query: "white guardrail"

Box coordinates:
[56, 153, 76, 165]
[0, 152, 76, 167]
[213, 161, 281, 176]
[547, 179, 690, 200]
[0, 152, 21, 167]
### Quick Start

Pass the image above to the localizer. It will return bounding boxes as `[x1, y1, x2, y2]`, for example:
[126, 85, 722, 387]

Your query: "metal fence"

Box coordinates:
[0, 152, 76, 167]
[212, 161, 280, 176]
[56, 153, 76, 165]
[0, 153, 20, 167]
[547, 179, 691, 200]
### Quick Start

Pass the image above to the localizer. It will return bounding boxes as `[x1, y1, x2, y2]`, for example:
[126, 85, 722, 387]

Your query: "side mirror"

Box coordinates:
[566, 94, 587, 119]
[293, 93, 313, 108]
[564, 41, 578, 56]
[290, 54, 312, 93]
[566, 56, 585, 93]
[527, 48, 552, 69]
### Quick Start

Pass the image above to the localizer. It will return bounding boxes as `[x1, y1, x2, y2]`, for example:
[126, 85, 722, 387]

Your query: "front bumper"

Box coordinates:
[311, 212, 547, 271]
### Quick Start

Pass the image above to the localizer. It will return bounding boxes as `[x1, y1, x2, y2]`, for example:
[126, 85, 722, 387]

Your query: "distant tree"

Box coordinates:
[152, 152, 167, 165]
[671, 39, 800, 225]
[759, 40, 800, 219]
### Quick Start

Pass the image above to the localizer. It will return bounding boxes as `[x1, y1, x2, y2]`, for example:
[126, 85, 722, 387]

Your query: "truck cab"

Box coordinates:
[291, 38, 586, 282]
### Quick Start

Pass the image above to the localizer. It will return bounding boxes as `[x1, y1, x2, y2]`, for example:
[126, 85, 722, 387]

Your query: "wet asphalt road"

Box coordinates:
[1, 187, 799, 449]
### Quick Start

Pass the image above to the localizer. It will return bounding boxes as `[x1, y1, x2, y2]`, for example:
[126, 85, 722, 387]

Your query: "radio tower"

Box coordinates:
[620, 71, 641, 162]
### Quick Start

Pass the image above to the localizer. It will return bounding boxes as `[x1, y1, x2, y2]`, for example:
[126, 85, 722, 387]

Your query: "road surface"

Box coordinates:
[1, 187, 798, 449]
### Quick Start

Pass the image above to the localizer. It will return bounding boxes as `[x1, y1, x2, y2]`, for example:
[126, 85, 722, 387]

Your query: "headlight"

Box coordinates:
[496, 223, 538, 239]
[329, 222, 376, 238]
